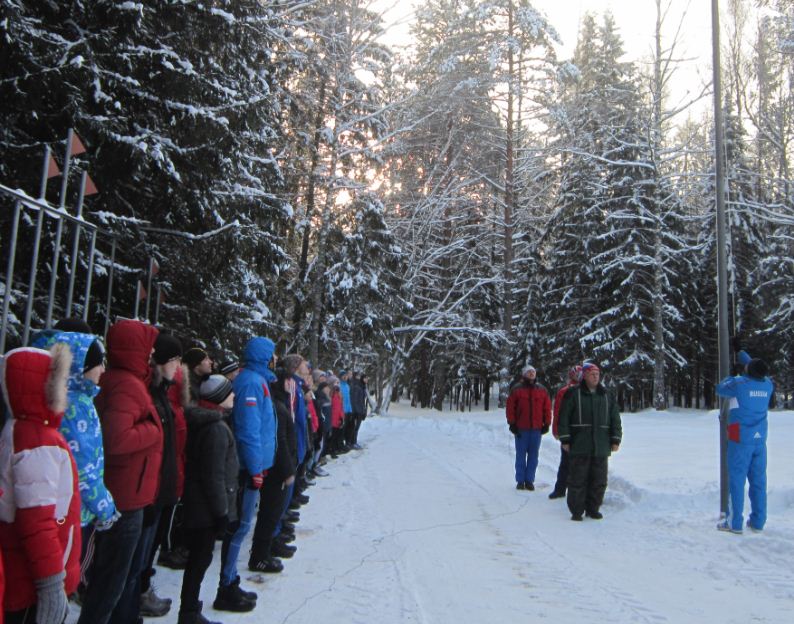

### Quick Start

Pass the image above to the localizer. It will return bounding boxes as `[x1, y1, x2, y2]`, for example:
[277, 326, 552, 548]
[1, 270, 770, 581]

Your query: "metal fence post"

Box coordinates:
[103, 239, 117, 338]
[81, 228, 97, 322]
[1, 201, 22, 352]
[65, 171, 88, 316]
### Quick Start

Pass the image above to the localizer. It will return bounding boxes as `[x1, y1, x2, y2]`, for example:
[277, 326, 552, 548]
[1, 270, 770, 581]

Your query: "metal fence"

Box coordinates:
[0, 132, 126, 351]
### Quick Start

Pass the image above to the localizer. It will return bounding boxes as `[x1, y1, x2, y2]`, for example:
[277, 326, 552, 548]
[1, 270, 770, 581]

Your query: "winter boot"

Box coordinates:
[231, 575, 258, 601]
[548, 490, 565, 500]
[516, 482, 526, 490]
[249, 557, 284, 574]
[213, 582, 255, 612]
[140, 586, 172, 617]
[177, 601, 221, 624]
[525, 482, 535, 491]
[158, 546, 189, 570]
[585, 510, 603, 519]
[271, 539, 296, 559]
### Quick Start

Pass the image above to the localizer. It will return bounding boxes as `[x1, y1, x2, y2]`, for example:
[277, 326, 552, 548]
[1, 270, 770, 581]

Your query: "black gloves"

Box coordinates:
[541, 424, 549, 435]
[509, 423, 518, 435]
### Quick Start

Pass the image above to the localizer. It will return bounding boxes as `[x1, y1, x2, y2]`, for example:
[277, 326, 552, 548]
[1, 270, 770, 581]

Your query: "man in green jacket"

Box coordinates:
[558, 362, 622, 521]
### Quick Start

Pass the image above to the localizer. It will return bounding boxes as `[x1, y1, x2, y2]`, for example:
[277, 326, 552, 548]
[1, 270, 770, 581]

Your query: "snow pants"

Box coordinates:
[514, 429, 542, 485]
[552, 444, 570, 495]
[567, 455, 608, 516]
[727, 440, 767, 531]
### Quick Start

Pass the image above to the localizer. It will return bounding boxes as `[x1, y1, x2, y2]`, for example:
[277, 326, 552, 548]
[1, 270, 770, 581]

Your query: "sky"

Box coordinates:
[373, 0, 726, 116]
[71, 403, 794, 623]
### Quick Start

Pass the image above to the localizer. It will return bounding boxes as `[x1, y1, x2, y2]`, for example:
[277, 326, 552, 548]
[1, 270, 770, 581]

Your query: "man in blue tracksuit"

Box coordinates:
[214, 336, 277, 611]
[339, 370, 353, 451]
[715, 353, 775, 534]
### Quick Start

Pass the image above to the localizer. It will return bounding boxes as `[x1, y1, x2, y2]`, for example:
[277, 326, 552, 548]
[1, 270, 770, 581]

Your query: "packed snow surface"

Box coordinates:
[68, 404, 794, 623]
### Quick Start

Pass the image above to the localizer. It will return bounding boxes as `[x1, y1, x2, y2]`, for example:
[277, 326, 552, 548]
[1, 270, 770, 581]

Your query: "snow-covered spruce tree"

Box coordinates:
[384, 0, 503, 409]
[0, 0, 296, 348]
[281, 0, 392, 365]
[541, 12, 685, 408]
[321, 194, 406, 376]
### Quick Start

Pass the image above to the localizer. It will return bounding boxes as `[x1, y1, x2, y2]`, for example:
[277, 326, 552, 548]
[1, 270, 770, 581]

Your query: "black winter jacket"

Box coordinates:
[270, 374, 298, 480]
[182, 405, 239, 528]
[349, 379, 367, 416]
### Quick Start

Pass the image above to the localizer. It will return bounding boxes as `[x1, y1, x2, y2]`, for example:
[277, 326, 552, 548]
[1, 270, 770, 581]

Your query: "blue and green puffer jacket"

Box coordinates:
[31, 330, 118, 526]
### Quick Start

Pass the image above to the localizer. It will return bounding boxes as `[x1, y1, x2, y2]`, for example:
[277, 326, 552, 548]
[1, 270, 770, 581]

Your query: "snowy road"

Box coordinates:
[68, 404, 794, 624]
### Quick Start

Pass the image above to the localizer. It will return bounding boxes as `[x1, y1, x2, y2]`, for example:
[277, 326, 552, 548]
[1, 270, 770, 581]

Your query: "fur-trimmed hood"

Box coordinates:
[1, 343, 72, 427]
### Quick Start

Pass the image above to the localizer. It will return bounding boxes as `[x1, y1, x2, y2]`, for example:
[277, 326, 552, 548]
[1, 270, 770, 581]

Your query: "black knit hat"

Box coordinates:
[747, 358, 769, 380]
[55, 317, 92, 333]
[183, 347, 209, 370]
[83, 339, 106, 372]
[200, 374, 233, 405]
[218, 359, 239, 376]
[153, 334, 183, 365]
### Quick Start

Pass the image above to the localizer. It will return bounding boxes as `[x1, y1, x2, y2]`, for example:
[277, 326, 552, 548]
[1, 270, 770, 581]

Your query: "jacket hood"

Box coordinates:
[1, 344, 71, 427]
[243, 336, 276, 378]
[32, 331, 100, 396]
[106, 320, 159, 381]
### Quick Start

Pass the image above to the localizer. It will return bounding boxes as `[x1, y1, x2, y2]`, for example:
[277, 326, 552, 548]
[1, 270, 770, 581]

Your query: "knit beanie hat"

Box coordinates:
[183, 347, 209, 370]
[582, 362, 600, 374]
[747, 358, 769, 380]
[83, 339, 106, 372]
[200, 374, 233, 405]
[55, 317, 92, 333]
[521, 365, 536, 377]
[153, 334, 183, 365]
[568, 365, 583, 382]
[218, 359, 239, 376]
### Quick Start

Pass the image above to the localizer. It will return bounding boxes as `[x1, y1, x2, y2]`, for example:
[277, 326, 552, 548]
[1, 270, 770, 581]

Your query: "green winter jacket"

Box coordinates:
[557, 382, 622, 457]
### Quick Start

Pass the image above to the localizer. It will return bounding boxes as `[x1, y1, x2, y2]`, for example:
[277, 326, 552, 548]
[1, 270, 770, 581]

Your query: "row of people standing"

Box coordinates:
[0, 318, 373, 624]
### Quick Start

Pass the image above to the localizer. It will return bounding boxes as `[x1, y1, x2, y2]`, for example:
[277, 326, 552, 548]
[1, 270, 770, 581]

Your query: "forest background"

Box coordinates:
[1, 0, 792, 412]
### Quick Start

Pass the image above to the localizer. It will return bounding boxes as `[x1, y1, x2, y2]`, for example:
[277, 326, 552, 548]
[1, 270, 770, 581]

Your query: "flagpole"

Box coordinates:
[711, 0, 731, 518]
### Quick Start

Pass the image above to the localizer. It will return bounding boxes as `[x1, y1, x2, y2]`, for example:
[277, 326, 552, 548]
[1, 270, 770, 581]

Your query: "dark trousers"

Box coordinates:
[179, 527, 216, 615]
[77, 508, 144, 624]
[552, 445, 570, 495]
[250, 472, 288, 561]
[567, 455, 608, 516]
[330, 427, 345, 454]
[141, 505, 173, 593]
[344, 413, 356, 446]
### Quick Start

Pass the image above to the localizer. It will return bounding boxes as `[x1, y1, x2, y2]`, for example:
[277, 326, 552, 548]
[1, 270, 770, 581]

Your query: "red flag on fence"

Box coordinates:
[71, 133, 87, 156]
[47, 155, 60, 178]
[84, 175, 98, 196]
[151, 258, 159, 277]
[138, 281, 148, 301]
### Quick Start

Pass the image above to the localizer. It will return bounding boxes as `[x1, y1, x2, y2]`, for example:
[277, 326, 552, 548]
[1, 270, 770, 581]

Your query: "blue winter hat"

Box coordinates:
[737, 350, 752, 368]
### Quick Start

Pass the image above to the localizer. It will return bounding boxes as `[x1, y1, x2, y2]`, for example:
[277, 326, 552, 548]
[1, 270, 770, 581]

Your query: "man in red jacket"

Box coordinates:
[548, 366, 582, 499]
[506, 365, 551, 490]
[0, 344, 81, 624]
[77, 320, 163, 624]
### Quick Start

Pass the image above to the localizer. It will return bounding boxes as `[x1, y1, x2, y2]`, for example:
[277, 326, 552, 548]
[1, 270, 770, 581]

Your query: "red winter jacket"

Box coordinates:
[0, 346, 81, 612]
[552, 382, 578, 437]
[306, 395, 320, 433]
[331, 392, 345, 429]
[506, 380, 551, 430]
[168, 366, 189, 498]
[97, 320, 163, 512]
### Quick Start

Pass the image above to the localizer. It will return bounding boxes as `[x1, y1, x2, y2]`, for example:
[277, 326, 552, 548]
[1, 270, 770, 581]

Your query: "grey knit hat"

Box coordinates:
[200, 374, 233, 404]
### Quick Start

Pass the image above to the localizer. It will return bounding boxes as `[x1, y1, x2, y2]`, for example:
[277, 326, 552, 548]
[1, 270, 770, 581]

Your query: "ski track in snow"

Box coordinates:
[66, 406, 794, 624]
